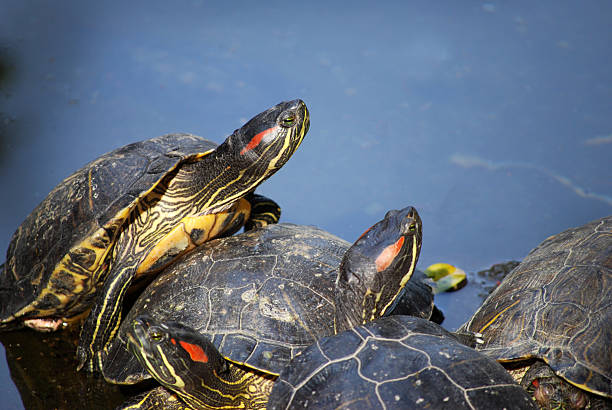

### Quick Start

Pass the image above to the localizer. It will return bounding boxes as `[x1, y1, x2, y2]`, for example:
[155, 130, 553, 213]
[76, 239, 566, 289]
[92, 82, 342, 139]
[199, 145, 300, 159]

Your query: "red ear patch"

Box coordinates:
[375, 236, 404, 272]
[178, 340, 209, 363]
[240, 127, 276, 155]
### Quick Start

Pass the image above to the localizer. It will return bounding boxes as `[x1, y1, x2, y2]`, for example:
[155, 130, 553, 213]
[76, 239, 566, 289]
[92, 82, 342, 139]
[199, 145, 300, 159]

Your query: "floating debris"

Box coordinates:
[424, 263, 467, 293]
[584, 134, 612, 146]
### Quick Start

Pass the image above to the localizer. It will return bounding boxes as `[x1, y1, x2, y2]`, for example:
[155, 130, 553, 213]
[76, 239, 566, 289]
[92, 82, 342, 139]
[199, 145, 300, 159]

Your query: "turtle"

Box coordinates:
[0, 99, 310, 373]
[459, 216, 612, 409]
[101, 206, 423, 395]
[123, 315, 535, 410]
[269, 315, 537, 409]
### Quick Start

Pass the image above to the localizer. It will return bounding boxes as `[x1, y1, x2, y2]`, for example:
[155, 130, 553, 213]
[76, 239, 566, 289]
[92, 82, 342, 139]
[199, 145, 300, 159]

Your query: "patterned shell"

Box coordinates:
[460, 216, 611, 398]
[103, 223, 350, 383]
[268, 315, 536, 409]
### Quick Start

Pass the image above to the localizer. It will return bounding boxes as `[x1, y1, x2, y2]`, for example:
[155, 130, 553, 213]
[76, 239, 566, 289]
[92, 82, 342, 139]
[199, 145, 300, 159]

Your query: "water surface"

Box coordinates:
[1, 1, 610, 408]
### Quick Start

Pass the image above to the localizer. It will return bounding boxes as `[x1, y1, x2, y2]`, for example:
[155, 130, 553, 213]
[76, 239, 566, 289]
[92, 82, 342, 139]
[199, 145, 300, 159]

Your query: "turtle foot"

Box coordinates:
[23, 318, 64, 332]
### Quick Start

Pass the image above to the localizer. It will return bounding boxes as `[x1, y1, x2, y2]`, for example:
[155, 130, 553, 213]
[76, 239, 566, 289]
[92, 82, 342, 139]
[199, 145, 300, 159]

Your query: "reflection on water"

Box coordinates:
[0, 329, 130, 409]
[450, 153, 612, 206]
[1, 0, 611, 408]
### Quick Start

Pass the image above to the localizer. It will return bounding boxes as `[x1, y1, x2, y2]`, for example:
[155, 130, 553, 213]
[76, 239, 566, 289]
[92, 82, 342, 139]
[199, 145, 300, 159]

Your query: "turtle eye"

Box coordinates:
[150, 331, 163, 341]
[148, 327, 165, 342]
[280, 114, 296, 128]
[408, 223, 417, 232]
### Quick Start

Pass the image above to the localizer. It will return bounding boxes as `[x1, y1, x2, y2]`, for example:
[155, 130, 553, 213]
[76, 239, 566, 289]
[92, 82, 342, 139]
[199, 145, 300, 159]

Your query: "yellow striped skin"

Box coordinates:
[127, 316, 274, 410]
[74, 100, 309, 372]
[0, 102, 309, 389]
[137, 198, 252, 275]
[119, 386, 188, 410]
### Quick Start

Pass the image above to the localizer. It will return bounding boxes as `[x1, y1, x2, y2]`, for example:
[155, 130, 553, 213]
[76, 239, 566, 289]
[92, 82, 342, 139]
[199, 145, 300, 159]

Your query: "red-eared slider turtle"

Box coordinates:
[269, 315, 536, 409]
[102, 206, 423, 395]
[0, 99, 310, 373]
[123, 315, 535, 410]
[459, 216, 612, 409]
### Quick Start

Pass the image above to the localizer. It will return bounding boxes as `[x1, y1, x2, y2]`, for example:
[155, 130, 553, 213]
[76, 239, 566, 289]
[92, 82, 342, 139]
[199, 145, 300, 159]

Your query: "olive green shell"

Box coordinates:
[269, 315, 536, 409]
[0, 134, 216, 324]
[103, 222, 432, 384]
[460, 216, 612, 398]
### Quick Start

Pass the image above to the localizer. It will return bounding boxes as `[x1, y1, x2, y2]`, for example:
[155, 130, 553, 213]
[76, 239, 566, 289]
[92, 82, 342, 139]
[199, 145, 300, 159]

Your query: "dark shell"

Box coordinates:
[103, 223, 434, 384]
[103, 223, 349, 383]
[460, 216, 612, 398]
[387, 269, 439, 322]
[268, 315, 536, 409]
[0, 134, 216, 321]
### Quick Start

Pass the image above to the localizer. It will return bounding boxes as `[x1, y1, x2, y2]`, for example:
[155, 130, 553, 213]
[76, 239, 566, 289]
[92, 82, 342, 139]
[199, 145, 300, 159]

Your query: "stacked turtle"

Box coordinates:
[102, 206, 425, 388]
[0, 98, 609, 408]
[114, 214, 611, 409]
[100, 206, 535, 409]
[0, 99, 310, 375]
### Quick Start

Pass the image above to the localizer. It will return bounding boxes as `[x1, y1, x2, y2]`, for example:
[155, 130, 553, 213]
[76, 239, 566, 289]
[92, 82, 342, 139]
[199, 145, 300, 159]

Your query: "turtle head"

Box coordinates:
[222, 99, 309, 175]
[127, 315, 227, 397]
[335, 206, 422, 330]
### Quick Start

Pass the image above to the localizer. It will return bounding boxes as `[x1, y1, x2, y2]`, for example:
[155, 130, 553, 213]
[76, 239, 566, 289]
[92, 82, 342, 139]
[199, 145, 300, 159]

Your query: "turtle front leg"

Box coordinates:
[76, 260, 137, 372]
[244, 193, 281, 230]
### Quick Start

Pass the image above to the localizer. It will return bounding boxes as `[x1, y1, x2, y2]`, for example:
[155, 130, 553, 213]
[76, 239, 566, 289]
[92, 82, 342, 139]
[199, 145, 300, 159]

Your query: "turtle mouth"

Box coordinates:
[126, 317, 179, 386]
[127, 315, 158, 354]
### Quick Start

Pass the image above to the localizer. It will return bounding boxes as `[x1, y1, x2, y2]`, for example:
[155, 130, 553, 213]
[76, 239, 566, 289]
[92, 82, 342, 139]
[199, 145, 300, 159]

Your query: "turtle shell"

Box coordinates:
[0, 134, 216, 326]
[460, 216, 612, 399]
[268, 315, 536, 409]
[103, 222, 432, 384]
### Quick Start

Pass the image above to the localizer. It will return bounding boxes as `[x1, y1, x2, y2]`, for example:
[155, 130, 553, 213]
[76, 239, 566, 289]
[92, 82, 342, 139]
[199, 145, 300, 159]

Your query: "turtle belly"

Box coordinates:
[136, 199, 250, 275]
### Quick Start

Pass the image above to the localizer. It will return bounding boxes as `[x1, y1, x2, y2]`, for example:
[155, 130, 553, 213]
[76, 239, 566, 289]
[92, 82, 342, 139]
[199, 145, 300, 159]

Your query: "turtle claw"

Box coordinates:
[453, 330, 485, 348]
[76, 338, 100, 373]
[75, 345, 91, 372]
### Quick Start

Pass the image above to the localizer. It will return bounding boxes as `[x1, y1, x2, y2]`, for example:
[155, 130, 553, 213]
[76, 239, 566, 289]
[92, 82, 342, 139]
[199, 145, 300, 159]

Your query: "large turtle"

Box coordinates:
[0, 99, 310, 373]
[460, 216, 612, 409]
[102, 206, 423, 393]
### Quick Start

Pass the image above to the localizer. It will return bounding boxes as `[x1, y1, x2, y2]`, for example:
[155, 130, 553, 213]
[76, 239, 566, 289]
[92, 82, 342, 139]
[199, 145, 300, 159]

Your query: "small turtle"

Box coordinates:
[102, 206, 422, 394]
[460, 216, 612, 409]
[0, 99, 309, 373]
[269, 315, 536, 409]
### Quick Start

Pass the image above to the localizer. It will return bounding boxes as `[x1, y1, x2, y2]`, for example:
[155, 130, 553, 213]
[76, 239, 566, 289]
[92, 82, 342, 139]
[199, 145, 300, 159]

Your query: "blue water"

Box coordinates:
[1, 1, 611, 408]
